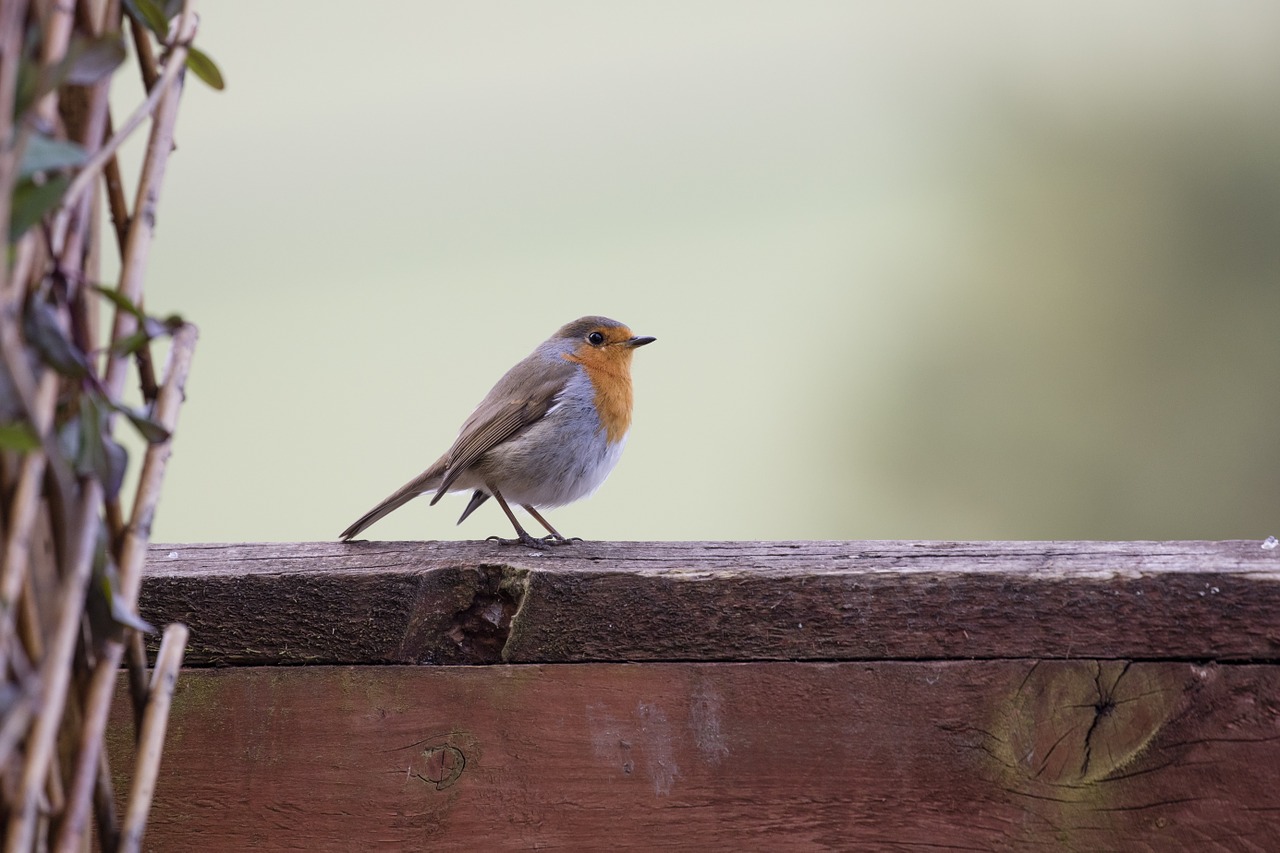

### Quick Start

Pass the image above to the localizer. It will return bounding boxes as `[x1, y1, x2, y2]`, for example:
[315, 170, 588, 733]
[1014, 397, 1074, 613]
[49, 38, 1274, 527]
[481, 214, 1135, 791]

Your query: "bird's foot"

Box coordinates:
[487, 532, 551, 550]
[541, 534, 582, 546]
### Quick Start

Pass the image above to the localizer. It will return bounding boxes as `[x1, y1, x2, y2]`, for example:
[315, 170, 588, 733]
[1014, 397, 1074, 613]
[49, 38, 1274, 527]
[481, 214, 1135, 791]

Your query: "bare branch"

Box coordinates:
[4, 480, 105, 852]
[55, 323, 198, 851]
[58, 11, 198, 237]
[117, 623, 187, 853]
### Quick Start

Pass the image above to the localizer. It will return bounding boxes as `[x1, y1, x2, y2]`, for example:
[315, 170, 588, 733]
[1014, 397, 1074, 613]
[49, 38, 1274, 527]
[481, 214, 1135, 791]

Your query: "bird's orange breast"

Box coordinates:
[563, 346, 635, 443]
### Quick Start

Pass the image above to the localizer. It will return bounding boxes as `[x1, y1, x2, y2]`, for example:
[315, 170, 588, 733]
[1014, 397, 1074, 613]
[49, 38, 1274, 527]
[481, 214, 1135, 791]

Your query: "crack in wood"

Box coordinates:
[444, 565, 529, 663]
[1079, 661, 1107, 779]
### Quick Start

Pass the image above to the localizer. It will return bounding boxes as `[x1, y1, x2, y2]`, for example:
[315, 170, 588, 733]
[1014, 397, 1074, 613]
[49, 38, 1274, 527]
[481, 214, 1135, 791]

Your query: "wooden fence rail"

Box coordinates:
[113, 540, 1280, 850]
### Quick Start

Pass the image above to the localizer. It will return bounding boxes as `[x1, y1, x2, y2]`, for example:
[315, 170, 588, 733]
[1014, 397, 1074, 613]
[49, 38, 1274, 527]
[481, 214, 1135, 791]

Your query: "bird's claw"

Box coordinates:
[541, 534, 582, 546]
[486, 533, 551, 550]
[484, 532, 582, 549]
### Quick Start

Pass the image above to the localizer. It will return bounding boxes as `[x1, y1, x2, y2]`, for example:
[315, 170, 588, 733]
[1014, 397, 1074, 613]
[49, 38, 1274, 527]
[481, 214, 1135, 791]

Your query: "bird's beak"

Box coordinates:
[624, 335, 656, 348]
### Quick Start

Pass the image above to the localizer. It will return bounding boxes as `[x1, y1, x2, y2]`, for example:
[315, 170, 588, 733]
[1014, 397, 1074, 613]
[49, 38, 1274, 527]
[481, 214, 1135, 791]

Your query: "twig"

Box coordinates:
[0, 236, 79, 594]
[52, 636, 119, 853]
[16, 574, 45, 678]
[135, 322, 160, 402]
[0, 370, 58, 676]
[4, 2, 201, 848]
[0, 0, 31, 284]
[0, 669, 38, 770]
[54, 323, 198, 852]
[0, 237, 41, 415]
[58, 14, 195, 236]
[93, 746, 121, 853]
[0, 607, 34, 739]
[0, 79, 76, 679]
[117, 323, 197, 728]
[105, 497, 127, 549]
[129, 14, 160, 92]
[120, 323, 197, 589]
[117, 622, 187, 853]
[0, 233, 78, 534]
[4, 480, 105, 853]
[53, 0, 200, 831]
[125, 630, 150, 728]
[55, 0, 116, 283]
[34, 0, 77, 128]
[101, 117, 131, 251]
[102, 13, 196, 400]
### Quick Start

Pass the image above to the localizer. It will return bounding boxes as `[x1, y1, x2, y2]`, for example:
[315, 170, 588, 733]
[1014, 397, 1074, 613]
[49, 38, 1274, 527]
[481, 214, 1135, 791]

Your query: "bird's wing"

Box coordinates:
[430, 357, 575, 502]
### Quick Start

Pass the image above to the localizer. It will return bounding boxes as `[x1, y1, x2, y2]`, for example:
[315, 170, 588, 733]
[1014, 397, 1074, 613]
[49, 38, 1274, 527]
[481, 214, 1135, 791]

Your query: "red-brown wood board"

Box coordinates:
[110, 540, 1280, 850]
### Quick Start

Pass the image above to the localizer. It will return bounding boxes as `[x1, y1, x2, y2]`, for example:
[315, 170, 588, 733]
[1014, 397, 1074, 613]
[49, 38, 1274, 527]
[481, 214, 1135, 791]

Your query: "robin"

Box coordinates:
[339, 316, 655, 549]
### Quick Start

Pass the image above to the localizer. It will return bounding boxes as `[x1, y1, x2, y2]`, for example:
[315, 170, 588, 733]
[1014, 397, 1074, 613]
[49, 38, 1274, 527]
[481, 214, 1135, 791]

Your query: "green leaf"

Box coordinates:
[74, 396, 104, 477]
[145, 314, 184, 336]
[15, 55, 39, 118]
[122, 0, 169, 38]
[74, 396, 127, 499]
[62, 34, 127, 86]
[98, 291, 184, 353]
[110, 596, 155, 633]
[125, 411, 170, 443]
[24, 301, 91, 378]
[86, 531, 117, 642]
[57, 416, 81, 467]
[108, 328, 150, 356]
[9, 174, 70, 242]
[111, 402, 171, 444]
[0, 422, 40, 452]
[19, 135, 85, 179]
[92, 284, 147, 321]
[88, 526, 155, 644]
[185, 47, 225, 91]
[14, 35, 127, 117]
[101, 430, 127, 499]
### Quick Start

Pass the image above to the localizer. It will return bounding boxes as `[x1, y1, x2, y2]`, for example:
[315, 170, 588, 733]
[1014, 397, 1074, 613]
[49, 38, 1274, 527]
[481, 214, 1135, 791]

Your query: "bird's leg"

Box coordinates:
[485, 486, 550, 550]
[523, 505, 581, 545]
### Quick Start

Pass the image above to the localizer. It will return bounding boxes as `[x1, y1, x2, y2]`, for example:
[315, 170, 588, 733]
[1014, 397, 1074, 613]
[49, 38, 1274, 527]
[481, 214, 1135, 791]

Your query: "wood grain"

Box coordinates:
[111, 660, 1280, 851]
[140, 540, 1280, 665]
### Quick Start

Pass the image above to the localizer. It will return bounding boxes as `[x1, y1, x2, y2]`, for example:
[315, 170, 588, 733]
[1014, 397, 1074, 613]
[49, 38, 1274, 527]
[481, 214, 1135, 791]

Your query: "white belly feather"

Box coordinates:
[463, 368, 628, 508]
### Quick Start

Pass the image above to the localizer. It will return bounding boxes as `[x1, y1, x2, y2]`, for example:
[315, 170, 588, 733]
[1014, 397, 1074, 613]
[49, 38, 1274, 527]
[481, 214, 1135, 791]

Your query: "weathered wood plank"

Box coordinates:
[141, 540, 1280, 665]
[112, 661, 1280, 851]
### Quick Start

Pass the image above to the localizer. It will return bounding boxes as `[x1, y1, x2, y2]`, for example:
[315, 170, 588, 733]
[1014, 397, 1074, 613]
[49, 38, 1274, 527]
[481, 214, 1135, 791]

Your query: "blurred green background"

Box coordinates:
[110, 2, 1280, 543]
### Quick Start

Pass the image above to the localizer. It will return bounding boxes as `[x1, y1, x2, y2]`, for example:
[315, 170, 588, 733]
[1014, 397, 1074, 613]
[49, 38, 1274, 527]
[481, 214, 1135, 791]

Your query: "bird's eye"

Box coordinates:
[587, 331, 606, 346]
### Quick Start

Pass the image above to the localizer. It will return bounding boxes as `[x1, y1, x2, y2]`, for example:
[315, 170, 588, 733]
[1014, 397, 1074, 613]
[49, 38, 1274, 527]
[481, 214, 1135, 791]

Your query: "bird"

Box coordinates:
[339, 316, 655, 549]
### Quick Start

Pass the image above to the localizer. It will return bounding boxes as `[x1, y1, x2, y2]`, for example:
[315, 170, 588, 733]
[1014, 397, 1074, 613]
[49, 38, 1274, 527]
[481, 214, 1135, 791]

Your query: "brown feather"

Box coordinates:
[430, 357, 577, 502]
[338, 459, 446, 541]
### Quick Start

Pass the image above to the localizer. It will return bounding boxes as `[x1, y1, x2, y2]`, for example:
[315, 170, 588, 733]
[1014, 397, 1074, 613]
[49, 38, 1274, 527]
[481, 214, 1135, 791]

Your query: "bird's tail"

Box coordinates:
[339, 465, 444, 541]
